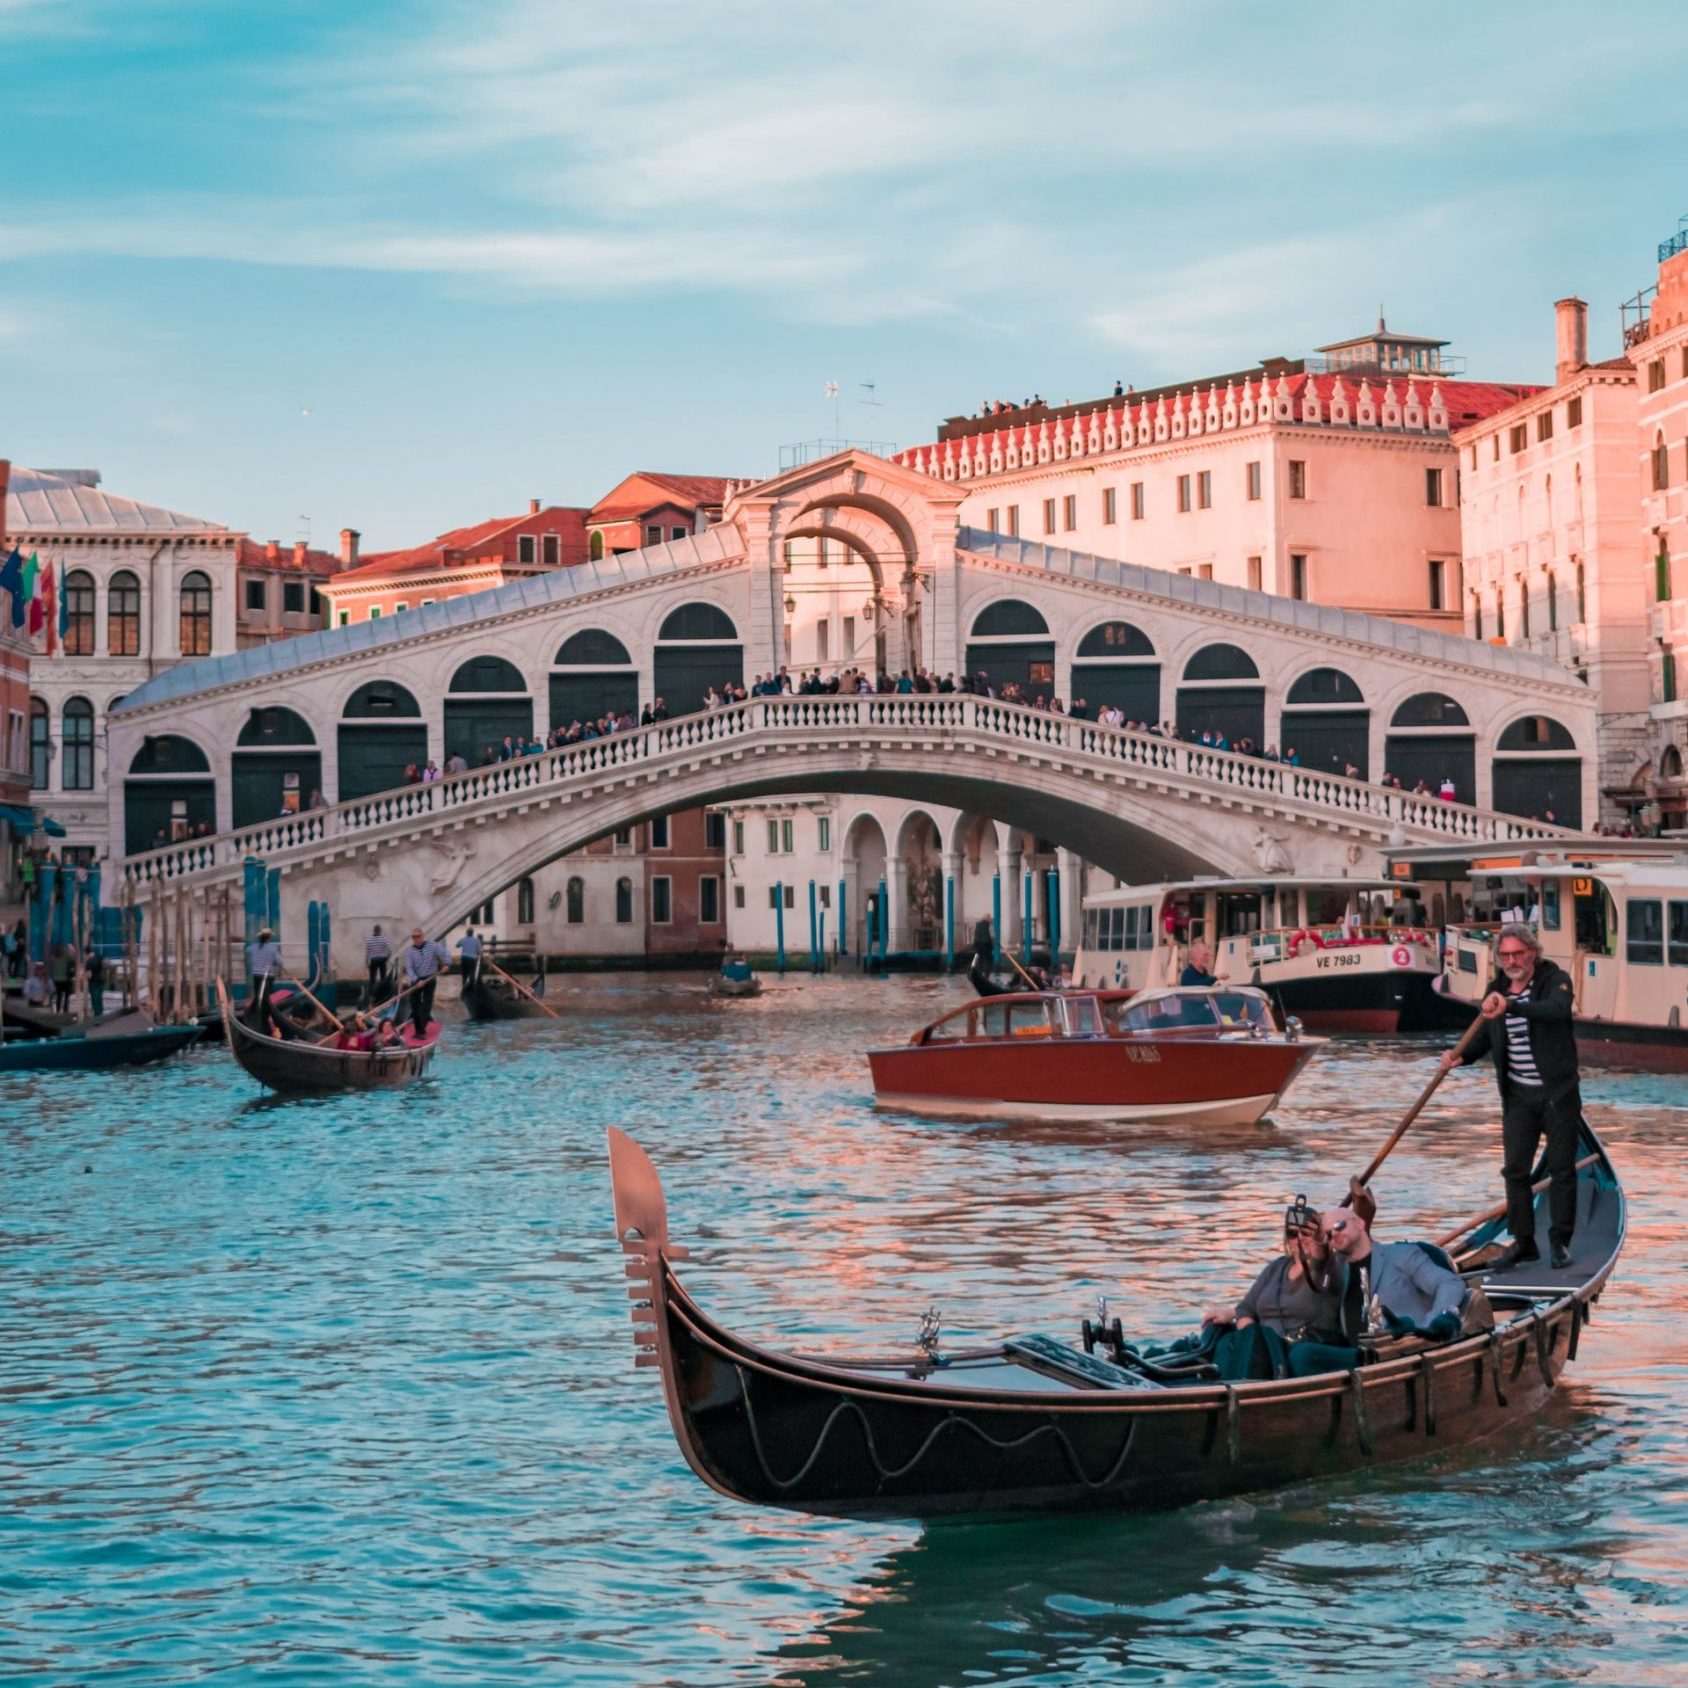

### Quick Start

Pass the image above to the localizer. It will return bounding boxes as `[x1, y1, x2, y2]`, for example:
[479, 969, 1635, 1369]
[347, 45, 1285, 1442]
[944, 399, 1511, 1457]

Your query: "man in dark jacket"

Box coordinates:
[1440, 925, 1580, 1270]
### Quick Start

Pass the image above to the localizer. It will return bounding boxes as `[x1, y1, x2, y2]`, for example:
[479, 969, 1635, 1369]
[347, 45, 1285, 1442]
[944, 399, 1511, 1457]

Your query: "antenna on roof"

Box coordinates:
[860, 381, 883, 411]
[295, 515, 312, 545]
[824, 379, 840, 443]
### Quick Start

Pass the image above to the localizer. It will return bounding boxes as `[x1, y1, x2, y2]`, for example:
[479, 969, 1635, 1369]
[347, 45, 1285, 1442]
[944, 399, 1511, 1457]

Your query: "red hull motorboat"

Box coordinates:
[868, 987, 1322, 1126]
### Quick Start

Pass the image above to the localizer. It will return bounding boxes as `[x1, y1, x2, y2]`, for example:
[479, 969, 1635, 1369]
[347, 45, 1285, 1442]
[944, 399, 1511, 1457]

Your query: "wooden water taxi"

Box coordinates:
[868, 986, 1319, 1126]
[1073, 876, 1444, 1034]
[218, 981, 440, 1094]
[1393, 841, 1688, 1069]
[608, 1123, 1623, 1519]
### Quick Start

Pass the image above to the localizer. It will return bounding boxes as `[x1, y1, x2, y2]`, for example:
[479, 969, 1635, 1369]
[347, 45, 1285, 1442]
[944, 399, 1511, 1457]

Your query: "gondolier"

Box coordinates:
[401, 928, 451, 1037]
[456, 926, 483, 988]
[364, 924, 393, 1001]
[247, 927, 281, 1020]
[1440, 925, 1581, 1271]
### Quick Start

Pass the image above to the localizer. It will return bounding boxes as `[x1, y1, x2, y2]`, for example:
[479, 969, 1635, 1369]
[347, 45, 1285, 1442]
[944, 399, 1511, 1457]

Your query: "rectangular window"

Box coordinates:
[542, 534, 560, 567]
[1626, 898, 1664, 965]
[1130, 482, 1145, 520]
[734, 884, 745, 910]
[1541, 880, 1561, 932]
[614, 826, 633, 850]
[817, 816, 831, 852]
[1197, 563, 1213, 580]
[1509, 423, 1527, 454]
[518, 535, 536, 565]
[786, 884, 795, 909]
[766, 818, 780, 853]
[1493, 435, 1501, 462]
[1197, 470, 1212, 509]
[1536, 411, 1553, 443]
[394, 602, 408, 613]
[1246, 461, 1261, 501]
[517, 876, 535, 924]
[767, 886, 782, 910]
[1288, 460, 1307, 499]
[987, 507, 999, 532]
[651, 876, 672, 924]
[1246, 556, 1262, 591]
[1657, 550, 1671, 603]
[705, 811, 726, 849]
[1649, 359, 1666, 393]
[1006, 505, 1020, 538]
[1102, 487, 1117, 524]
[1177, 475, 1192, 513]
[283, 580, 305, 614]
[420, 597, 434, 608]
[649, 814, 670, 850]
[842, 615, 856, 654]
[1042, 499, 1057, 535]
[781, 818, 794, 854]
[368, 606, 381, 620]
[245, 578, 266, 612]
[1669, 900, 1688, 967]
[1290, 553, 1308, 600]
[337, 610, 350, 627]
[645, 524, 663, 547]
[1428, 559, 1446, 611]
[671, 526, 687, 542]
[699, 875, 720, 924]
[1062, 494, 1077, 531]
[1425, 468, 1443, 507]
[1566, 395, 1583, 428]
[815, 620, 829, 663]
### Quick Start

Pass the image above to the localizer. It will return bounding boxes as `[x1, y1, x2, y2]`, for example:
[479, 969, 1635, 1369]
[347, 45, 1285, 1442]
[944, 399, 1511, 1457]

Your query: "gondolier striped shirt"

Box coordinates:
[1504, 986, 1542, 1088]
[365, 933, 392, 963]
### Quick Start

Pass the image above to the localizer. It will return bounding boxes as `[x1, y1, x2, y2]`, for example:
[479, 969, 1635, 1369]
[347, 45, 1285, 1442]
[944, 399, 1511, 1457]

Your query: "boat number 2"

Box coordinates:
[1390, 945, 1412, 967]
[1314, 952, 1364, 969]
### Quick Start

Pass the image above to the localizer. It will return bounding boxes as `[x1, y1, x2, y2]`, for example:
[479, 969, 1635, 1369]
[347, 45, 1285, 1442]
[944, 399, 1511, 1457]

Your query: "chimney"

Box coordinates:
[265, 540, 280, 563]
[340, 527, 360, 567]
[529, 498, 541, 515]
[1555, 296, 1588, 383]
[293, 541, 308, 567]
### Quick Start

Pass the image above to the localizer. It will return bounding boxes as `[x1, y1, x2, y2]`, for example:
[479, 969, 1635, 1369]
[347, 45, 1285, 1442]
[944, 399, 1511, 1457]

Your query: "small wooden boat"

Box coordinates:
[706, 971, 762, 999]
[869, 986, 1319, 1126]
[0, 1021, 202, 1072]
[609, 1124, 1623, 1519]
[461, 964, 554, 1021]
[218, 982, 440, 1095]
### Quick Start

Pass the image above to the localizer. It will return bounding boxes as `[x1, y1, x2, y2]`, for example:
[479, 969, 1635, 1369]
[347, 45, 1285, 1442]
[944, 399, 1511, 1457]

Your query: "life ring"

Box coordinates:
[1289, 928, 1322, 957]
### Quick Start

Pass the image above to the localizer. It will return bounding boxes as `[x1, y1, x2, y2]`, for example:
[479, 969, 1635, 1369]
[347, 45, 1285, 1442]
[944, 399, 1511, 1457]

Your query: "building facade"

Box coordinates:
[0, 460, 36, 898]
[6, 464, 346, 858]
[1453, 298, 1649, 824]
[889, 326, 1537, 633]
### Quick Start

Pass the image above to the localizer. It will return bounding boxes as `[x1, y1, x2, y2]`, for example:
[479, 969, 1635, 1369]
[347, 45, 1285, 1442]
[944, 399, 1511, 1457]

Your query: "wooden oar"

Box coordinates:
[283, 975, 346, 1035]
[1441, 1153, 1600, 1255]
[485, 955, 559, 1019]
[1345, 1013, 1487, 1224]
[312, 971, 434, 1045]
[1003, 949, 1043, 991]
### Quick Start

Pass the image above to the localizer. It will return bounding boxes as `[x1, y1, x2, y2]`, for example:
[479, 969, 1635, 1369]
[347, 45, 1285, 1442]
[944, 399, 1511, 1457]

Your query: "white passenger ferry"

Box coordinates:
[1073, 876, 1443, 1033]
[1388, 841, 1688, 1070]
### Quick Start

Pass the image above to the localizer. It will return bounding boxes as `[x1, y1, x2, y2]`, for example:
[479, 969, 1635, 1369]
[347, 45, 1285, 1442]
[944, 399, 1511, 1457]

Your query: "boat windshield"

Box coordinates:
[1109, 990, 1271, 1034]
[974, 998, 1058, 1040]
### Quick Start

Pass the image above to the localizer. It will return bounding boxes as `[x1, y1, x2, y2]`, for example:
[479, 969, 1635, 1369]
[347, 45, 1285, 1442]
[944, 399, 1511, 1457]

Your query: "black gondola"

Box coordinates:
[218, 980, 440, 1094]
[460, 961, 553, 1021]
[608, 1126, 1623, 1519]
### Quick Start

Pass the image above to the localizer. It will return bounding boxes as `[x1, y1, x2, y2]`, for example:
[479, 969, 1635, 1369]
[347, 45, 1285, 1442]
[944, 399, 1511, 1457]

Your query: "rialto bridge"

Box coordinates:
[106, 453, 1593, 972]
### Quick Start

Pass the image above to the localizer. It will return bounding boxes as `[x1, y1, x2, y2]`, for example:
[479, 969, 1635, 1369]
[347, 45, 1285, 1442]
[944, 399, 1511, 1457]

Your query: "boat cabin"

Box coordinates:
[912, 986, 1278, 1046]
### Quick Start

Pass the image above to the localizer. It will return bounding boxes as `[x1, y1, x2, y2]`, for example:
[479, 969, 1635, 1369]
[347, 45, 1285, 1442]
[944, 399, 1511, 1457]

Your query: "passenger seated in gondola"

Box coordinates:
[1200, 1197, 1354, 1379]
[1323, 1205, 1492, 1345]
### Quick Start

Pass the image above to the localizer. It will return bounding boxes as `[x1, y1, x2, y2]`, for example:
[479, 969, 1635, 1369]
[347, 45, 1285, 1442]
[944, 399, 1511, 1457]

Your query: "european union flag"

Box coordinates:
[0, 547, 22, 629]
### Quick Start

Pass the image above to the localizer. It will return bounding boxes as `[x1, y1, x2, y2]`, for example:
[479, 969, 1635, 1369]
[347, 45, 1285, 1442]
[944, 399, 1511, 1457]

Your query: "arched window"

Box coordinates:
[614, 876, 633, 924]
[589, 530, 606, 561]
[1576, 562, 1587, 623]
[566, 876, 585, 924]
[1471, 591, 1484, 641]
[517, 876, 535, 924]
[1075, 620, 1154, 658]
[1520, 575, 1531, 640]
[1497, 716, 1577, 752]
[1546, 569, 1558, 633]
[657, 603, 738, 642]
[62, 697, 95, 790]
[343, 680, 421, 718]
[1182, 643, 1259, 682]
[108, 569, 141, 656]
[63, 570, 95, 656]
[970, 600, 1050, 638]
[1390, 693, 1470, 728]
[237, 706, 316, 746]
[1285, 668, 1364, 705]
[179, 570, 212, 656]
[554, 629, 632, 666]
[28, 697, 49, 790]
[449, 655, 526, 693]
[1654, 431, 1670, 492]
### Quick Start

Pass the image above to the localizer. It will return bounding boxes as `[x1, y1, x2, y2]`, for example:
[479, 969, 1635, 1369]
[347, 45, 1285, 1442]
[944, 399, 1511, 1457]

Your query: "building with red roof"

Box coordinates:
[586, 473, 729, 560]
[889, 322, 1540, 630]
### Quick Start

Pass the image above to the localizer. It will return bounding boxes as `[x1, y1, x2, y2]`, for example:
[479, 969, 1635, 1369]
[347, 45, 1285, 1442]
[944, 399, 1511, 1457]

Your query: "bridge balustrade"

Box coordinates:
[115, 695, 1566, 889]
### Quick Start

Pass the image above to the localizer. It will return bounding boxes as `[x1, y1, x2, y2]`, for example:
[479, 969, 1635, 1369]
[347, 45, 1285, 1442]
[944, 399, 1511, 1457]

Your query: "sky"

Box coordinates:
[4, 0, 1688, 549]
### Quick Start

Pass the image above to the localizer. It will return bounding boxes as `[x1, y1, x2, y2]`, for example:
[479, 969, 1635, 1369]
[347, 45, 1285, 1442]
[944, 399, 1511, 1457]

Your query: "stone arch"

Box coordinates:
[1493, 713, 1582, 827]
[841, 809, 890, 953]
[445, 654, 533, 765]
[652, 600, 743, 714]
[787, 488, 919, 570]
[550, 628, 638, 730]
[894, 807, 945, 951]
[1177, 642, 1264, 746]
[125, 732, 215, 853]
[1070, 618, 1159, 723]
[1281, 665, 1369, 778]
[233, 705, 321, 829]
[338, 678, 426, 801]
[1384, 691, 1475, 803]
[965, 597, 1056, 700]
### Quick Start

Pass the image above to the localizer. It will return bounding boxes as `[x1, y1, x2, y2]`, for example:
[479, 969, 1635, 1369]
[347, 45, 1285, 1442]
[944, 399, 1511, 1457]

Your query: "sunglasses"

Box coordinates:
[1498, 949, 1530, 960]
[1328, 1218, 1351, 1234]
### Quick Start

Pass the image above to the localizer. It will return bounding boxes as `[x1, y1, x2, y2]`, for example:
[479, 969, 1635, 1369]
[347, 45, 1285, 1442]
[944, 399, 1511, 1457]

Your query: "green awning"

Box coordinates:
[0, 805, 66, 836]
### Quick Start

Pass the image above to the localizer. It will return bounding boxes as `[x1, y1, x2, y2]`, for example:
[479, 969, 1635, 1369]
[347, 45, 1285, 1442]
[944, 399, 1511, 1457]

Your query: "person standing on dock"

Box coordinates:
[401, 928, 451, 1037]
[247, 927, 282, 1021]
[364, 924, 393, 1002]
[1440, 926, 1581, 1271]
[456, 926, 483, 989]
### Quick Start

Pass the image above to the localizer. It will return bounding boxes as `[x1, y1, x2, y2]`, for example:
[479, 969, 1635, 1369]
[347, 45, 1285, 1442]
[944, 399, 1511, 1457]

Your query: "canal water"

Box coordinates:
[4, 974, 1685, 1686]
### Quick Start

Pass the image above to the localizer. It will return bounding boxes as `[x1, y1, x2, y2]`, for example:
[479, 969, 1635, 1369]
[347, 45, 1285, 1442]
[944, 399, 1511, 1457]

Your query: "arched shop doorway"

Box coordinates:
[549, 629, 638, 729]
[653, 604, 742, 714]
[125, 735, 214, 853]
[338, 680, 426, 801]
[444, 656, 533, 764]
[1176, 643, 1264, 745]
[1280, 667, 1369, 779]
[233, 706, 321, 828]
